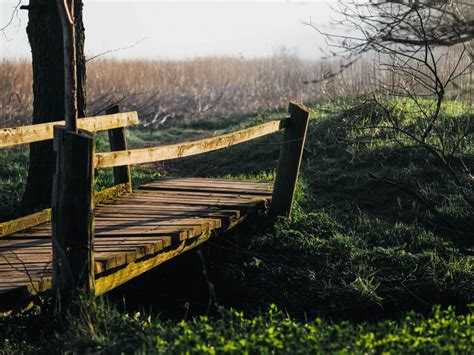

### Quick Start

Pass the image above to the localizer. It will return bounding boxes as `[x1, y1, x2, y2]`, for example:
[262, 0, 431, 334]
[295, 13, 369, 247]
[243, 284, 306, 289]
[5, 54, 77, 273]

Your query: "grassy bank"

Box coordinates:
[0, 98, 472, 352]
[160, 98, 474, 319]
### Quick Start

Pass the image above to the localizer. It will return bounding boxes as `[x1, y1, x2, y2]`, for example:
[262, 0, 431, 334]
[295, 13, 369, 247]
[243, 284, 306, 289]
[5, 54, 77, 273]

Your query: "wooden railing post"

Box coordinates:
[106, 105, 132, 192]
[270, 102, 310, 218]
[52, 126, 95, 308]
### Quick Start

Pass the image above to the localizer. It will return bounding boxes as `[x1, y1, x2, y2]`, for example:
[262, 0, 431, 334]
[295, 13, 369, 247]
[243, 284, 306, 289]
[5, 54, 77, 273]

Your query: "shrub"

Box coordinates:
[2, 303, 472, 353]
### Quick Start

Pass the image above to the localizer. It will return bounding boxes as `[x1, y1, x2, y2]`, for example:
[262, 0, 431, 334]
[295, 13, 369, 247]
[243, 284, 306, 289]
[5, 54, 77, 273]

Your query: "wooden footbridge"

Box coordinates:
[0, 102, 309, 312]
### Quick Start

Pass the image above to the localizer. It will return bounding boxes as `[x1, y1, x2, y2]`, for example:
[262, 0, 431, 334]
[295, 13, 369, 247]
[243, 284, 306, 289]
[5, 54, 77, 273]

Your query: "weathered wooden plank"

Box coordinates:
[0, 183, 131, 238]
[123, 197, 265, 207]
[147, 178, 273, 187]
[0, 277, 52, 299]
[0, 111, 139, 148]
[95, 230, 213, 294]
[11, 227, 184, 238]
[94, 210, 241, 228]
[96, 204, 235, 212]
[94, 240, 168, 272]
[141, 184, 273, 195]
[0, 240, 160, 252]
[94, 236, 172, 272]
[93, 218, 221, 230]
[157, 177, 273, 184]
[0, 237, 50, 246]
[102, 202, 265, 215]
[0, 246, 49, 252]
[19, 217, 219, 231]
[94, 210, 238, 220]
[0, 237, 173, 276]
[113, 197, 267, 207]
[110, 199, 265, 210]
[121, 189, 269, 201]
[140, 180, 273, 198]
[134, 189, 270, 199]
[95, 183, 132, 204]
[95, 119, 287, 168]
[137, 184, 271, 192]
[0, 210, 52, 237]
[0, 262, 51, 268]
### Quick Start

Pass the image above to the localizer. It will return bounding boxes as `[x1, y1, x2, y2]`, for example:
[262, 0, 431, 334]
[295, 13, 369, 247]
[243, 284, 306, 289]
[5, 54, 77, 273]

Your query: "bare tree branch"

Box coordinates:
[0, 0, 22, 35]
[86, 38, 148, 62]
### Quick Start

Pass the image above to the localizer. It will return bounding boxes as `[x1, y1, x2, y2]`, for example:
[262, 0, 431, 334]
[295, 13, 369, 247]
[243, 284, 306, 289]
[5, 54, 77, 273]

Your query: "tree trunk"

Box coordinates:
[22, 0, 86, 213]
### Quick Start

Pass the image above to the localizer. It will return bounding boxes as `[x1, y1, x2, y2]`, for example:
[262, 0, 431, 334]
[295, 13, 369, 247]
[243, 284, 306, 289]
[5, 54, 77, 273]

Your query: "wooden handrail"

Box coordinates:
[0, 111, 139, 148]
[94, 118, 288, 169]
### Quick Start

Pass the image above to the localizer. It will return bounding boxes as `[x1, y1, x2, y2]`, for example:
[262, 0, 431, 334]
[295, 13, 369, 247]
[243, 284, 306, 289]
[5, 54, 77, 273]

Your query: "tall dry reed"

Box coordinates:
[1, 53, 470, 128]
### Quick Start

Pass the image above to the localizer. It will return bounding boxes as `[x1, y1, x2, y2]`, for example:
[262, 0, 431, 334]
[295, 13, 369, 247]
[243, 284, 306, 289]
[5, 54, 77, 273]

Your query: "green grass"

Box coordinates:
[0, 98, 472, 352]
[182, 98, 473, 318]
[218, 211, 474, 318]
[1, 302, 473, 353]
[0, 146, 28, 221]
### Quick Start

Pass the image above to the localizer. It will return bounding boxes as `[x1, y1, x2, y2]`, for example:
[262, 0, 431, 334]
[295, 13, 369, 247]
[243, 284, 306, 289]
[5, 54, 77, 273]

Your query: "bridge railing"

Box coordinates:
[0, 101, 309, 303]
[95, 119, 287, 168]
[0, 110, 139, 237]
[0, 111, 139, 148]
[0, 102, 310, 231]
[93, 101, 309, 217]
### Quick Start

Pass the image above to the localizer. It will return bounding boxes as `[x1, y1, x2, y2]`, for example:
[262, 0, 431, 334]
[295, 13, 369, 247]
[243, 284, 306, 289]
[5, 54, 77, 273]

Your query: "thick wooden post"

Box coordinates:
[106, 105, 132, 191]
[270, 102, 310, 218]
[52, 126, 95, 308]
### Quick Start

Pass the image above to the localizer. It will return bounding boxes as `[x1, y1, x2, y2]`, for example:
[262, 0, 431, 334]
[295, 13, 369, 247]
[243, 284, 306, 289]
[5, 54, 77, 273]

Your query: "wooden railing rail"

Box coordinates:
[0, 111, 139, 148]
[94, 119, 288, 169]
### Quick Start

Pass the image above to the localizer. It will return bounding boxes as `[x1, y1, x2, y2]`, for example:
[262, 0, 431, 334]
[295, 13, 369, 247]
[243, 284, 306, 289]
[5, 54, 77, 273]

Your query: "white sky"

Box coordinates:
[0, 0, 334, 60]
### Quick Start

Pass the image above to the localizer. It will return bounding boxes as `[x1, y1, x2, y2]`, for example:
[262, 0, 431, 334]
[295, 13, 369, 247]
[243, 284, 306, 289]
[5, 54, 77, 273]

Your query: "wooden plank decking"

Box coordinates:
[0, 177, 272, 311]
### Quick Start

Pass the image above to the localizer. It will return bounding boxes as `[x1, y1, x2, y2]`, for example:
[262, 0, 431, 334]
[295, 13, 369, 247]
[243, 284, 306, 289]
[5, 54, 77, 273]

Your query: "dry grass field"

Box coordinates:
[0, 56, 382, 128]
[1, 52, 470, 129]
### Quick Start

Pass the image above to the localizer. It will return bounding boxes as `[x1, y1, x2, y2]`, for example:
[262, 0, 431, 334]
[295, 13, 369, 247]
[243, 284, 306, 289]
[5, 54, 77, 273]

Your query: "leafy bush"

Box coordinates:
[1, 303, 472, 353]
[150, 305, 474, 354]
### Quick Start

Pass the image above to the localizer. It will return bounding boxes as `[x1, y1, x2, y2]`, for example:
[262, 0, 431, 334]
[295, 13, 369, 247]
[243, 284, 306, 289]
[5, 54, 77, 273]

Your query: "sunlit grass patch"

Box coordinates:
[1, 302, 472, 353]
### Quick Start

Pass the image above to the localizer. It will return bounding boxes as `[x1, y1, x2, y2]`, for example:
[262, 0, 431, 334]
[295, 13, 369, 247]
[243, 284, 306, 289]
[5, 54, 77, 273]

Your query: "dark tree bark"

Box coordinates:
[22, 0, 86, 213]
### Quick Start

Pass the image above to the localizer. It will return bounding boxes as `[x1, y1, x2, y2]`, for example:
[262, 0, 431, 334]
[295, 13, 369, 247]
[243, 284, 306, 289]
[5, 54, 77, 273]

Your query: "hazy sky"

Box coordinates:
[0, 0, 333, 60]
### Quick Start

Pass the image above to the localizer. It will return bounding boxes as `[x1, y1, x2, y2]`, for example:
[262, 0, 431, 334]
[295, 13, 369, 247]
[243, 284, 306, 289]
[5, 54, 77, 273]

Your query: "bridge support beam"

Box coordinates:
[52, 126, 95, 310]
[271, 102, 309, 218]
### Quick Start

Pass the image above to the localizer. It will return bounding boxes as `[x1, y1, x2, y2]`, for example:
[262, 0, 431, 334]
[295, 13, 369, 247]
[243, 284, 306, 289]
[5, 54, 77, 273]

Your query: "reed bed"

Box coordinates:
[1, 53, 470, 128]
